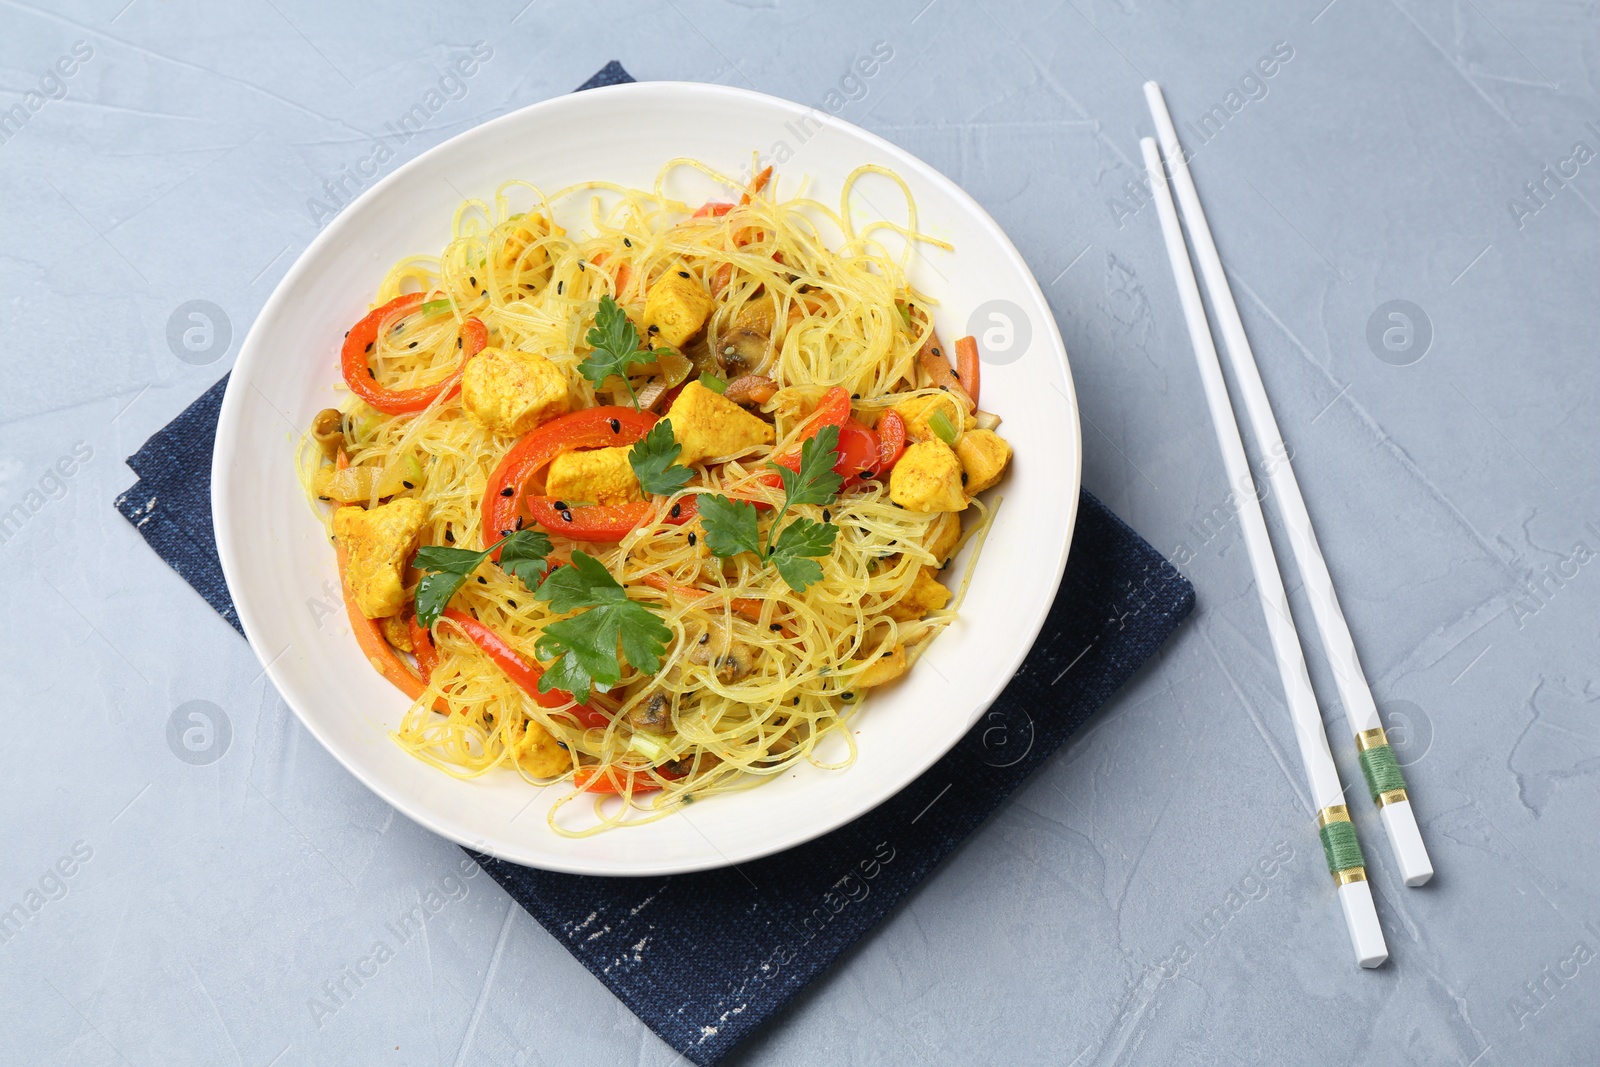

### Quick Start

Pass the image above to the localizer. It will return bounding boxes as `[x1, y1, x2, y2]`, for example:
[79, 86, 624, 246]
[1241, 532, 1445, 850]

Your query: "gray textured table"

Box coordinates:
[4, 2, 1595, 1064]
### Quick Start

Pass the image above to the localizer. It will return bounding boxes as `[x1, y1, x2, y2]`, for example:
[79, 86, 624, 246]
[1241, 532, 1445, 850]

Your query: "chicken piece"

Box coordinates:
[513, 717, 568, 778]
[688, 627, 759, 683]
[643, 266, 715, 347]
[461, 346, 570, 436]
[854, 642, 909, 688]
[545, 446, 644, 506]
[379, 614, 414, 653]
[493, 213, 560, 275]
[891, 393, 976, 444]
[884, 567, 951, 621]
[889, 440, 967, 513]
[664, 381, 776, 466]
[923, 511, 962, 567]
[333, 498, 428, 619]
[955, 429, 1011, 494]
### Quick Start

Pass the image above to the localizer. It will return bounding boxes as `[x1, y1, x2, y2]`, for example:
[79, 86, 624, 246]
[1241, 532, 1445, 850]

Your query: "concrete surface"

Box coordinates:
[1, 1, 1596, 1063]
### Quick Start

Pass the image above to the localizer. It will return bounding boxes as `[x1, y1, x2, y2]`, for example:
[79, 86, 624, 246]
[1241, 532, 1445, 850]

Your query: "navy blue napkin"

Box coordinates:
[116, 60, 1195, 1067]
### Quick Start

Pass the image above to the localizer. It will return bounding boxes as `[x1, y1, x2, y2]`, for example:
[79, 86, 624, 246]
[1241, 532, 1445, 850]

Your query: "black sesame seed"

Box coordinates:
[500, 487, 515, 497]
[560, 509, 573, 522]
[367, 368, 375, 378]
[678, 270, 690, 279]
[507, 599, 517, 609]
[553, 500, 568, 510]
[365, 342, 373, 354]
[851, 393, 860, 400]
[609, 418, 621, 433]
[951, 369, 961, 379]
[456, 337, 462, 348]
[670, 503, 682, 518]
[841, 691, 855, 701]
[344, 330, 350, 338]
[882, 650, 894, 658]
[556, 740, 568, 749]
[931, 347, 942, 357]
[445, 530, 455, 543]
[408, 341, 418, 349]
[469, 276, 477, 287]
[698, 633, 710, 645]
[822, 508, 831, 522]
[793, 696, 800, 705]
[578, 261, 585, 271]
[770, 623, 783, 632]
[961, 473, 969, 485]
[317, 495, 330, 501]
[623, 238, 632, 247]
[557, 281, 564, 294]
[938, 385, 949, 392]
[477, 577, 487, 585]
[687, 532, 697, 546]
[647, 324, 659, 334]
[515, 517, 525, 530]
[402, 480, 414, 489]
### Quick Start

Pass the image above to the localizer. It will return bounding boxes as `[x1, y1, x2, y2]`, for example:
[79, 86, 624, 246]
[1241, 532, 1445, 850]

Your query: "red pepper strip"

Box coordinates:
[914, 328, 975, 412]
[833, 420, 883, 488]
[954, 335, 981, 408]
[663, 496, 699, 526]
[692, 202, 735, 218]
[741, 165, 773, 203]
[875, 410, 907, 473]
[341, 295, 488, 415]
[759, 386, 853, 487]
[710, 262, 734, 296]
[482, 407, 658, 553]
[335, 541, 435, 705]
[525, 496, 654, 543]
[440, 609, 610, 729]
[574, 765, 682, 795]
[408, 615, 438, 681]
[638, 573, 769, 627]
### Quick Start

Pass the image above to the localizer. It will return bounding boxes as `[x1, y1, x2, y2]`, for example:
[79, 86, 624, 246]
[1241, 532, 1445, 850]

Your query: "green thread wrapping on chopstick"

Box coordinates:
[1319, 819, 1365, 875]
[1358, 743, 1407, 800]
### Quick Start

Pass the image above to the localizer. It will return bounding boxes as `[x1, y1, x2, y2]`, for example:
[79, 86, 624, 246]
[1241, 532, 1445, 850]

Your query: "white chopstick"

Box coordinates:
[1140, 135, 1387, 969]
[1143, 81, 1433, 889]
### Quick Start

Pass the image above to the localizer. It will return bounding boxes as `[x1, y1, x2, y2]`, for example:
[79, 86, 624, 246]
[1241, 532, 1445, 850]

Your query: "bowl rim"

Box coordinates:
[213, 79, 1082, 875]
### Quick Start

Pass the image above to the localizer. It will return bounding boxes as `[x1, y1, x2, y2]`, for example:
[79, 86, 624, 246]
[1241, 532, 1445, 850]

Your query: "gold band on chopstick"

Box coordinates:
[1355, 727, 1388, 751]
[1375, 788, 1409, 809]
[1316, 804, 1351, 829]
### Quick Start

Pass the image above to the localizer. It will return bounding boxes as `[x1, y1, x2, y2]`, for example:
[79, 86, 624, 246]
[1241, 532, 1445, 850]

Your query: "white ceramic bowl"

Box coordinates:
[214, 82, 1080, 876]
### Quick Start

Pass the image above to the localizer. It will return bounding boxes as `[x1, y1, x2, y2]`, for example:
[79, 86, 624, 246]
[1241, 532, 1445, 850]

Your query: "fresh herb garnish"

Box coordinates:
[579, 295, 655, 410]
[628, 418, 693, 497]
[532, 551, 672, 703]
[412, 529, 552, 628]
[698, 424, 842, 592]
[698, 370, 728, 394]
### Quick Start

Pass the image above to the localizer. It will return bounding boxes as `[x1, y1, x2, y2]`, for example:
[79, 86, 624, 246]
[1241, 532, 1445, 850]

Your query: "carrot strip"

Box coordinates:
[954, 335, 981, 408]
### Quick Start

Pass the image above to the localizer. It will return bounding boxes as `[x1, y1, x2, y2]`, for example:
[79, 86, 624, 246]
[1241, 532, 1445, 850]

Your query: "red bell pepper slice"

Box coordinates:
[760, 386, 852, 487]
[692, 202, 735, 218]
[408, 614, 438, 682]
[440, 609, 610, 729]
[573, 764, 683, 795]
[524, 496, 655, 543]
[341, 294, 488, 415]
[954, 335, 980, 408]
[481, 407, 658, 553]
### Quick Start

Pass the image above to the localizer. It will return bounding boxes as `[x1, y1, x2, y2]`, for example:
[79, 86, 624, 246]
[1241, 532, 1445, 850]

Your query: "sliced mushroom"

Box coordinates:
[311, 408, 345, 460]
[723, 374, 778, 408]
[717, 328, 770, 378]
[688, 627, 759, 683]
[628, 692, 673, 732]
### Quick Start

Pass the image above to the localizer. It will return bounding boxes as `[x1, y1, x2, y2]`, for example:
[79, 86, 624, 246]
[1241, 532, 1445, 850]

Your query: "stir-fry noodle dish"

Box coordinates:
[300, 161, 1014, 834]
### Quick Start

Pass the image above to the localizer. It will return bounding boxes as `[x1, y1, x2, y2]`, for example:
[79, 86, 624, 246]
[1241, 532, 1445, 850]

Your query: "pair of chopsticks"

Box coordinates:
[1140, 83, 1433, 969]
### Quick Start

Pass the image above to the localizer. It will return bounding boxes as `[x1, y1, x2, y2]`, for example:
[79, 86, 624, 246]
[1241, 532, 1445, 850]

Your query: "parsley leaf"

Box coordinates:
[768, 517, 838, 593]
[628, 419, 693, 496]
[579, 295, 653, 410]
[699, 424, 845, 591]
[412, 529, 552, 628]
[697, 494, 762, 558]
[770, 424, 843, 511]
[531, 551, 672, 703]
